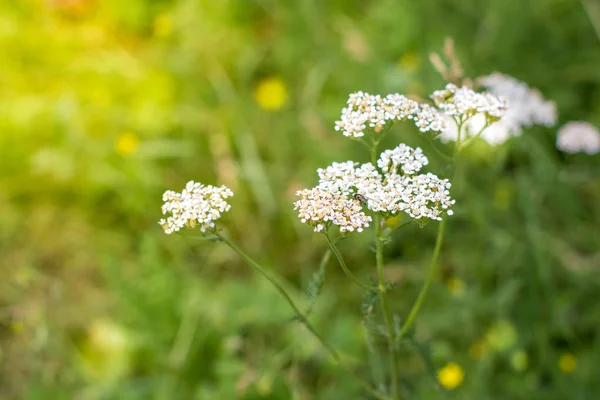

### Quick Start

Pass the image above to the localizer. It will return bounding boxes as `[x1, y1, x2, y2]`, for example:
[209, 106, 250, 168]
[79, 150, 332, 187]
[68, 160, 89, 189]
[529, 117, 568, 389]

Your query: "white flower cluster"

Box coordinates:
[556, 121, 600, 155]
[439, 74, 555, 146]
[431, 83, 508, 121]
[413, 104, 447, 134]
[334, 91, 446, 138]
[378, 143, 429, 175]
[294, 187, 372, 233]
[313, 144, 454, 222]
[159, 181, 233, 234]
[480, 73, 557, 128]
[317, 161, 381, 196]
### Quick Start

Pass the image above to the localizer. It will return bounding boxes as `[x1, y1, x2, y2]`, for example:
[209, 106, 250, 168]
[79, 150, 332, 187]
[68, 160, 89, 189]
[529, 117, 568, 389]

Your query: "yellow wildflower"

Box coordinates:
[115, 132, 140, 156]
[559, 353, 577, 374]
[153, 14, 172, 38]
[438, 362, 464, 390]
[254, 77, 288, 111]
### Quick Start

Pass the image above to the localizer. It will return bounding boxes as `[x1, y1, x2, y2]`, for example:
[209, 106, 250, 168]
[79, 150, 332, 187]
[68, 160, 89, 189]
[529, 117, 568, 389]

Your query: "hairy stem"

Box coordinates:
[216, 234, 391, 400]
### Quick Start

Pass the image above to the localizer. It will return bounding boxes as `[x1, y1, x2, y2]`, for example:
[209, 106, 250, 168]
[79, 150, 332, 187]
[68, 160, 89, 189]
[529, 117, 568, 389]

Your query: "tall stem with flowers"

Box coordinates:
[158, 82, 509, 398]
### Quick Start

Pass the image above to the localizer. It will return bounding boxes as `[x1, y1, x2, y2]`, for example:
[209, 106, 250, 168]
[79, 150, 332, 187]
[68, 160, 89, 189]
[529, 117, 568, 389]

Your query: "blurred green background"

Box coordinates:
[1, 0, 600, 399]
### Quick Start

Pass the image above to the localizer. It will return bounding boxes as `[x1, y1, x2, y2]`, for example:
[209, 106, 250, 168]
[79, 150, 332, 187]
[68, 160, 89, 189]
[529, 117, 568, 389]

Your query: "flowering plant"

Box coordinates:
[158, 49, 598, 397]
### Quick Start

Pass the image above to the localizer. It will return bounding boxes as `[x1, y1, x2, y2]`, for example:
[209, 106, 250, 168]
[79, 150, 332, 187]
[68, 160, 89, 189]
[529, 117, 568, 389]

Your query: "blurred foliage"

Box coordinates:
[1, 0, 600, 399]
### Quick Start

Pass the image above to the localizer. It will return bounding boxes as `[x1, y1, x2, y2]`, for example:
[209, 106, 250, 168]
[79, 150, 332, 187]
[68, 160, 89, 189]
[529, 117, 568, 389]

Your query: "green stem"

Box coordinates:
[305, 248, 332, 317]
[216, 234, 391, 400]
[371, 137, 380, 165]
[453, 119, 464, 160]
[375, 217, 400, 399]
[357, 137, 373, 151]
[424, 133, 452, 161]
[370, 131, 400, 398]
[326, 234, 378, 292]
[397, 218, 446, 338]
[459, 122, 488, 150]
[398, 120, 463, 339]
[387, 220, 417, 235]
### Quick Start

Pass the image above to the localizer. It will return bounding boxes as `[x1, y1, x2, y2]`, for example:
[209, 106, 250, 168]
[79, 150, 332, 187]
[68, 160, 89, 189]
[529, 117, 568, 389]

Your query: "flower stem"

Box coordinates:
[453, 119, 464, 160]
[375, 216, 400, 399]
[216, 233, 391, 400]
[397, 218, 446, 338]
[398, 120, 463, 339]
[370, 132, 400, 398]
[326, 234, 378, 292]
[357, 138, 373, 151]
[387, 220, 417, 235]
[459, 122, 488, 150]
[371, 141, 379, 165]
[424, 133, 452, 161]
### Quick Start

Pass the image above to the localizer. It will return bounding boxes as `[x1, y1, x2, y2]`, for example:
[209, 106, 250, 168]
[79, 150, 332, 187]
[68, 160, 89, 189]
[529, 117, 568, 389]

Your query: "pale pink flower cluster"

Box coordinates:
[293, 187, 372, 233]
[159, 181, 233, 234]
[296, 144, 454, 230]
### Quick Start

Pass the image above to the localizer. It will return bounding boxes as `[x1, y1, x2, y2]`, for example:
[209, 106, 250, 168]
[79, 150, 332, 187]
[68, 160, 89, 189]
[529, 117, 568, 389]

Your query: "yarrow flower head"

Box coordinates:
[294, 187, 372, 233]
[296, 143, 454, 233]
[334, 91, 446, 138]
[159, 181, 233, 234]
[412, 103, 448, 134]
[556, 121, 600, 155]
[438, 74, 555, 146]
[480, 73, 557, 128]
[431, 83, 508, 122]
[433, 83, 509, 146]
[378, 143, 429, 175]
[317, 161, 382, 197]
